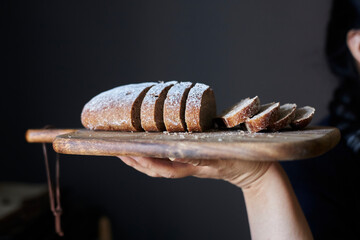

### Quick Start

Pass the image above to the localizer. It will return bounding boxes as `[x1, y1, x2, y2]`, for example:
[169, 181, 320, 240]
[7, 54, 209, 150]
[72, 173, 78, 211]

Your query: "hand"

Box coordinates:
[118, 156, 272, 189]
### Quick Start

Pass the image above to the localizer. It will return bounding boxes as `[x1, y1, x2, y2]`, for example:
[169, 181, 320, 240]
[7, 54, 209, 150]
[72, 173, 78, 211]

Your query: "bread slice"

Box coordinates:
[245, 102, 280, 133]
[81, 82, 156, 131]
[140, 81, 177, 131]
[267, 103, 297, 131]
[164, 82, 194, 132]
[291, 106, 315, 130]
[217, 96, 260, 128]
[185, 83, 217, 132]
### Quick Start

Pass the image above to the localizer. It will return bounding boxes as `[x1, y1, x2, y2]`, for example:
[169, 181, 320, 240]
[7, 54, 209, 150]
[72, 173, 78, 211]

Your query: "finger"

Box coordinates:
[132, 157, 197, 178]
[120, 157, 223, 180]
[119, 156, 162, 178]
[171, 158, 228, 179]
[172, 158, 220, 167]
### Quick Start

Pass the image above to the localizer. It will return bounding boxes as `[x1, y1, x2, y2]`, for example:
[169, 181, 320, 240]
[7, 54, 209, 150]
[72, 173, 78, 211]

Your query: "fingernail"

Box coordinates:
[169, 157, 176, 161]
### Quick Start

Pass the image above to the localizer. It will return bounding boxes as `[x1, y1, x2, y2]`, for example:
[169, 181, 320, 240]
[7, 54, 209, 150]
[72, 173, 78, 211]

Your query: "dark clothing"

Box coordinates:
[281, 119, 360, 239]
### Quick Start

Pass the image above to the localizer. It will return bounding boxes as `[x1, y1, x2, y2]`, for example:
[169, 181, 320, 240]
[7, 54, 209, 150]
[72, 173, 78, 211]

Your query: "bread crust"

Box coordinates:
[185, 83, 216, 132]
[267, 103, 297, 132]
[163, 82, 194, 132]
[140, 81, 177, 132]
[245, 102, 280, 133]
[291, 106, 315, 130]
[218, 96, 260, 128]
[81, 82, 155, 131]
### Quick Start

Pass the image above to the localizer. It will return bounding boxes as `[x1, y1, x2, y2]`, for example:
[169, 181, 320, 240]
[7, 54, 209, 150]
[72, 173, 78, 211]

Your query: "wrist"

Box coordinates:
[227, 161, 273, 189]
[241, 162, 282, 196]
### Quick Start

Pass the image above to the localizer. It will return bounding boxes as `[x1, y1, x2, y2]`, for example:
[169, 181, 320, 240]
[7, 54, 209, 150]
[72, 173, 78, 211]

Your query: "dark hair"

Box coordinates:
[326, 0, 360, 155]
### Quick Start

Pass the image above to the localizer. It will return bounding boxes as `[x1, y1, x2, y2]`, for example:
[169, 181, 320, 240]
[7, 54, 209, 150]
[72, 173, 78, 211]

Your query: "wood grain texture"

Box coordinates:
[25, 129, 77, 143]
[52, 126, 340, 161]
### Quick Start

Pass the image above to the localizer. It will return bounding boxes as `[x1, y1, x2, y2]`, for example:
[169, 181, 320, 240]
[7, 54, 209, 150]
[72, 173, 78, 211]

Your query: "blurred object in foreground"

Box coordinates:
[0, 182, 103, 240]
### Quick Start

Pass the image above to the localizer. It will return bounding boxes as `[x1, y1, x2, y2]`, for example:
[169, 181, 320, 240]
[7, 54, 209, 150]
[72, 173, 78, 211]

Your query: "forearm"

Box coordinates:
[242, 162, 313, 240]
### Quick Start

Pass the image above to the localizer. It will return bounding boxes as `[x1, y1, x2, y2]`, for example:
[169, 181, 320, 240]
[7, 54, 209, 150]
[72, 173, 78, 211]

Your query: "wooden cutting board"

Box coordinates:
[46, 126, 340, 162]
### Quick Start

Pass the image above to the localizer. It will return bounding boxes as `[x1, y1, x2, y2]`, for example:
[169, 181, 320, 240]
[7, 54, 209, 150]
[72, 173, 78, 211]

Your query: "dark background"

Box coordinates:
[2, 0, 335, 239]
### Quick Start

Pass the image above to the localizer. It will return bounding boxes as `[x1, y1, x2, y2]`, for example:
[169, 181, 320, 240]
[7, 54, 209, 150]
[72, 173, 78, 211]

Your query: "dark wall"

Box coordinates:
[2, 1, 335, 239]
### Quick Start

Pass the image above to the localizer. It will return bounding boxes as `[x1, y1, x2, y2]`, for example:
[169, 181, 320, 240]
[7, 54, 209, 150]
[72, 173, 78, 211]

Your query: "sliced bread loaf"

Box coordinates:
[185, 83, 217, 132]
[291, 106, 315, 129]
[245, 102, 280, 133]
[267, 103, 297, 131]
[140, 81, 177, 131]
[218, 96, 260, 128]
[164, 82, 194, 132]
[81, 82, 155, 131]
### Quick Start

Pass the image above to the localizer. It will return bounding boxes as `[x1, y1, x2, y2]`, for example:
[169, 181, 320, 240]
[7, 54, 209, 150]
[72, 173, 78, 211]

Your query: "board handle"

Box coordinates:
[26, 129, 78, 143]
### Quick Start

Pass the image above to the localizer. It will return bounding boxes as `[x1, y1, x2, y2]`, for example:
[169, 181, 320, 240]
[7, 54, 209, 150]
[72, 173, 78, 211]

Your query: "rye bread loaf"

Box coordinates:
[81, 82, 155, 131]
[163, 82, 194, 132]
[245, 102, 280, 133]
[267, 103, 297, 131]
[140, 81, 177, 132]
[217, 96, 260, 128]
[185, 83, 217, 132]
[291, 106, 315, 130]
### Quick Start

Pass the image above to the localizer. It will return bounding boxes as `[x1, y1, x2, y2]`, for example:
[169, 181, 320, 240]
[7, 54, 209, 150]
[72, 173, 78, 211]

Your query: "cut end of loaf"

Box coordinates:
[278, 103, 297, 118]
[130, 85, 155, 131]
[218, 96, 260, 128]
[293, 106, 315, 121]
[245, 102, 280, 133]
[267, 103, 297, 132]
[291, 106, 315, 130]
[251, 102, 278, 120]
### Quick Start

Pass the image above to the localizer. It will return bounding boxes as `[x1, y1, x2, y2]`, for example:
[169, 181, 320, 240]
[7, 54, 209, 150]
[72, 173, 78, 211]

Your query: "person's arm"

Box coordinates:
[118, 156, 313, 239]
[242, 162, 313, 239]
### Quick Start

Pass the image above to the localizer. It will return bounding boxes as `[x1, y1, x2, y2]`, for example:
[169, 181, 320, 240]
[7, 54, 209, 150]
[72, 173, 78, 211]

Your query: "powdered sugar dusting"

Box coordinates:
[186, 83, 209, 106]
[165, 82, 193, 106]
[146, 81, 178, 98]
[185, 83, 211, 131]
[82, 82, 155, 130]
[141, 81, 177, 125]
[84, 82, 155, 113]
[164, 82, 193, 131]
[187, 83, 209, 102]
